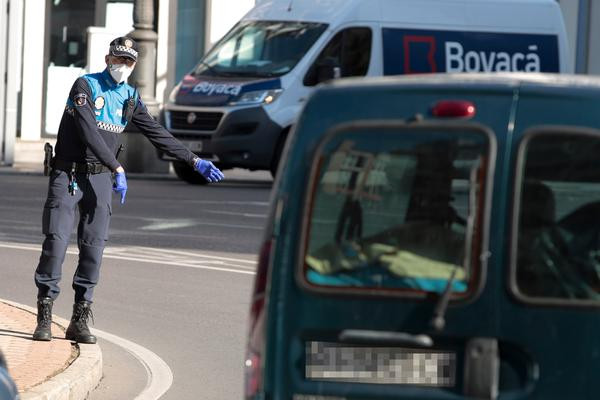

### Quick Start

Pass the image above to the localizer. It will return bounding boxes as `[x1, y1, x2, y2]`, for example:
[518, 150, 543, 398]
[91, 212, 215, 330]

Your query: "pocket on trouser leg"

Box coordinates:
[105, 202, 112, 241]
[80, 202, 112, 246]
[42, 200, 62, 236]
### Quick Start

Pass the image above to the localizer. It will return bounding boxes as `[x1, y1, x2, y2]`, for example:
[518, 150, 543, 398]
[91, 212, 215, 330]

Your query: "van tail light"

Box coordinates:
[431, 100, 476, 118]
[245, 239, 272, 399]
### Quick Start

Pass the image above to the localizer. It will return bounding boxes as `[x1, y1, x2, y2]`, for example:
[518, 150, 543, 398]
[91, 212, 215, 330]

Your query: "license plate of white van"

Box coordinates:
[305, 341, 455, 386]
[182, 140, 203, 152]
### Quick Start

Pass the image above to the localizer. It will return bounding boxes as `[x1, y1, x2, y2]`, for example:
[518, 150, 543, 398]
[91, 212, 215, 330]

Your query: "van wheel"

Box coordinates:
[172, 161, 208, 185]
[270, 128, 290, 178]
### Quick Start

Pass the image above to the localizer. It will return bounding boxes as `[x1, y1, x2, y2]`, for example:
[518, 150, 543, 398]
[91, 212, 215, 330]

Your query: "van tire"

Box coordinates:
[172, 161, 209, 185]
[270, 128, 291, 178]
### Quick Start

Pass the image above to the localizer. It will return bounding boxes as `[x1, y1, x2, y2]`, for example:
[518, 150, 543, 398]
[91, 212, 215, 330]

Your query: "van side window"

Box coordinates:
[302, 127, 491, 295]
[514, 132, 600, 302]
[304, 28, 372, 86]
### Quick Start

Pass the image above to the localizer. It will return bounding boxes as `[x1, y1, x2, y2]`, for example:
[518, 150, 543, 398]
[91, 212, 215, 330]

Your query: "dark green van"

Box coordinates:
[245, 74, 600, 400]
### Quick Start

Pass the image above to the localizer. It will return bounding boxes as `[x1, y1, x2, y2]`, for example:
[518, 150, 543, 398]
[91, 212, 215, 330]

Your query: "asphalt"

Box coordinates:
[0, 157, 271, 399]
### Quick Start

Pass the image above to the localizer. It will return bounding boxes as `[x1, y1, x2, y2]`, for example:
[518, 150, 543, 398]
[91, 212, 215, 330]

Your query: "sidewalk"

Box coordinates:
[0, 162, 274, 184]
[0, 300, 102, 400]
[2, 138, 274, 182]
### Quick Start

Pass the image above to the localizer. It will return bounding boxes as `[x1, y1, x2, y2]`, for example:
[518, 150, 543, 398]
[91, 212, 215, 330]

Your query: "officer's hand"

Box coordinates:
[113, 172, 128, 204]
[193, 159, 225, 183]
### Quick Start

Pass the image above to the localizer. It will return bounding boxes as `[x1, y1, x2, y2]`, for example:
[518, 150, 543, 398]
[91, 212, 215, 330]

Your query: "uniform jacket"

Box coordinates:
[55, 68, 195, 171]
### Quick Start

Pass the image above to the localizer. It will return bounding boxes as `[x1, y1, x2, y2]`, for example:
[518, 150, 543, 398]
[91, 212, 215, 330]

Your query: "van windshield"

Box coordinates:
[303, 127, 491, 294]
[193, 21, 328, 78]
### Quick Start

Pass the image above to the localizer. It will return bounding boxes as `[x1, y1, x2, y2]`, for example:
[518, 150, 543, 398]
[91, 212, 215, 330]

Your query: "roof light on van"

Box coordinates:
[431, 100, 476, 119]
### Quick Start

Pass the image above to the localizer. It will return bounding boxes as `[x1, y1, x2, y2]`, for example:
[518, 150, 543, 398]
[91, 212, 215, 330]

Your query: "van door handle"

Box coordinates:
[464, 338, 499, 400]
[339, 329, 433, 348]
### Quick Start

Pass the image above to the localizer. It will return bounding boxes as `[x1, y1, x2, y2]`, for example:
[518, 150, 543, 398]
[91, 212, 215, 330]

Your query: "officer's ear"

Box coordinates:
[105, 55, 110, 65]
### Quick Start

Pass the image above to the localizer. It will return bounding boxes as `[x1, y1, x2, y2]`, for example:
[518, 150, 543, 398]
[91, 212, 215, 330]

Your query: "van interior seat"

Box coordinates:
[517, 180, 600, 299]
[516, 180, 565, 297]
[519, 180, 555, 230]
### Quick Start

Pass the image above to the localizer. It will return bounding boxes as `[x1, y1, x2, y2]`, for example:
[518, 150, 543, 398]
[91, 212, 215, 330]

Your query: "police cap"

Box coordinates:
[109, 37, 138, 62]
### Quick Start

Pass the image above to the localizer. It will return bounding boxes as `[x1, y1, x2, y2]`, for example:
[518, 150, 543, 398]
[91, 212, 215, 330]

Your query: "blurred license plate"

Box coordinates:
[305, 341, 455, 386]
[182, 141, 203, 152]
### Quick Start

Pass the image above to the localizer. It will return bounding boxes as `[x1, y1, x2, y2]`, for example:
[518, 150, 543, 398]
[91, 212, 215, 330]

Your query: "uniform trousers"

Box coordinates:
[34, 169, 112, 303]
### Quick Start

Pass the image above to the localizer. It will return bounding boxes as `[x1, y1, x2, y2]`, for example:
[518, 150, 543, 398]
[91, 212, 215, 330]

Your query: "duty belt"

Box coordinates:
[51, 158, 111, 174]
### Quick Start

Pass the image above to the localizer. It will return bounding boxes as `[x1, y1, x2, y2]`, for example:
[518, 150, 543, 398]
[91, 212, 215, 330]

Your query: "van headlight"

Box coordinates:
[230, 89, 283, 106]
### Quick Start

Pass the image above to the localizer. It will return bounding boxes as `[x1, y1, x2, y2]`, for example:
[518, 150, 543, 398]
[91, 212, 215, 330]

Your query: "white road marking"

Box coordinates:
[91, 327, 173, 400]
[139, 219, 198, 231]
[0, 242, 256, 275]
[203, 210, 267, 218]
[130, 246, 257, 264]
[114, 216, 264, 231]
[179, 200, 269, 206]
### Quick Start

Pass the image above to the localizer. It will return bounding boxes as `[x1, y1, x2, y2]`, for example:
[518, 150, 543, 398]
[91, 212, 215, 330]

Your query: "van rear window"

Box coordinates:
[301, 125, 492, 296]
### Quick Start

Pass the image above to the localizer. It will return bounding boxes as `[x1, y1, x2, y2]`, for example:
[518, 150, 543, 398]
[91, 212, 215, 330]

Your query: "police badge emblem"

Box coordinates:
[74, 93, 87, 106]
[94, 96, 105, 110]
[125, 39, 133, 48]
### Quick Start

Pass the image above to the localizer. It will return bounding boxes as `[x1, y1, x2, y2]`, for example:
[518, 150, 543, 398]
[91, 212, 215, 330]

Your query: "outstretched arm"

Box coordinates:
[130, 98, 197, 165]
[131, 98, 224, 182]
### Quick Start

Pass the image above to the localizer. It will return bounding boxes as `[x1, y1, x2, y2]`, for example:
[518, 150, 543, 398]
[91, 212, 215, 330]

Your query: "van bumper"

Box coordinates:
[212, 106, 282, 170]
[161, 106, 282, 170]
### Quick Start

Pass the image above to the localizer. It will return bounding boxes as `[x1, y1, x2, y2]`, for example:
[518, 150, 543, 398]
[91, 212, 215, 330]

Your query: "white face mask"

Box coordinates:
[108, 63, 133, 83]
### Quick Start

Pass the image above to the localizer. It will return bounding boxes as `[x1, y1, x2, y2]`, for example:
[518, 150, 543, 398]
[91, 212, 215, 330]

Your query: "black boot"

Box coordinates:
[65, 301, 97, 344]
[33, 297, 53, 341]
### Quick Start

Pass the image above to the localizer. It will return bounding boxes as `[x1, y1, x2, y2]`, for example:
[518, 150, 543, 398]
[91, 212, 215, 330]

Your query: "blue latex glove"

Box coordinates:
[194, 159, 225, 183]
[113, 172, 127, 204]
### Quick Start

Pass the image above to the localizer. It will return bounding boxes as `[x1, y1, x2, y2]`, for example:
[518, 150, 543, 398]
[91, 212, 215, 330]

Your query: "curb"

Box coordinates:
[0, 166, 274, 185]
[0, 166, 178, 181]
[1, 300, 102, 400]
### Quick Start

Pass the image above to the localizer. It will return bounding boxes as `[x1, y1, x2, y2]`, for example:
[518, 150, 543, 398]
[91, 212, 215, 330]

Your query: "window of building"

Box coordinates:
[48, 0, 96, 68]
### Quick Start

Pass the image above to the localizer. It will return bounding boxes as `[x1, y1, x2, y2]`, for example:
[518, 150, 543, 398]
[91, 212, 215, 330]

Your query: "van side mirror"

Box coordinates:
[316, 64, 335, 83]
[304, 57, 342, 86]
[316, 58, 342, 83]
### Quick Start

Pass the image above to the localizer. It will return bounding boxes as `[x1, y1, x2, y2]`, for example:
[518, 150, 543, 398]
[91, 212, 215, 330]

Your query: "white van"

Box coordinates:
[161, 0, 569, 183]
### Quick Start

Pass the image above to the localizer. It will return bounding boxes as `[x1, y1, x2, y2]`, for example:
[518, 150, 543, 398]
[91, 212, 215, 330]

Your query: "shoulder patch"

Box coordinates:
[94, 96, 105, 110]
[74, 93, 87, 107]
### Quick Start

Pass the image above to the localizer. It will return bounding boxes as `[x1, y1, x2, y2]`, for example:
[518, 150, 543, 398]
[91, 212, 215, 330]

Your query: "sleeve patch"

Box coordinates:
[74, 93, 87, 106]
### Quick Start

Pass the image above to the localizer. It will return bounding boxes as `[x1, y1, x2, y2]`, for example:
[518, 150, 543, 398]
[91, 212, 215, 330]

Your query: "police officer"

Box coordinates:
[32, 37, 224, 344]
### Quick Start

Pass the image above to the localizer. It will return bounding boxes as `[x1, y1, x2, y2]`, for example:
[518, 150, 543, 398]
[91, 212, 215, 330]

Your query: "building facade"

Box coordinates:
[0, 0, 596, 166]
[0, 0, 254, 165]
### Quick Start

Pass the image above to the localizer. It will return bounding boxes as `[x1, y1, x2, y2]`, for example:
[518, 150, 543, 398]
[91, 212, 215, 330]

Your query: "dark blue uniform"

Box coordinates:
[34, 68, 197, 303]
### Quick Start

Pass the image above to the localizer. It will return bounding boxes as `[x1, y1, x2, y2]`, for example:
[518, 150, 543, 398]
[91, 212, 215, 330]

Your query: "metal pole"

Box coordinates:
[123, 0, 169, 173]
[129, 0, 159, 116]
[576, 0, 590, 74]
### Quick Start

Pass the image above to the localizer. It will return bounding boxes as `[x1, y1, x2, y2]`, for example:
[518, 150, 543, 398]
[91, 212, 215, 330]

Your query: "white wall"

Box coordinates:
[3, 0, 24, 164]
[20, 0, 46, 141]
[157, 0, 179, 104]
[0, 0, 7, 161]
[558, 0, 578, 73]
